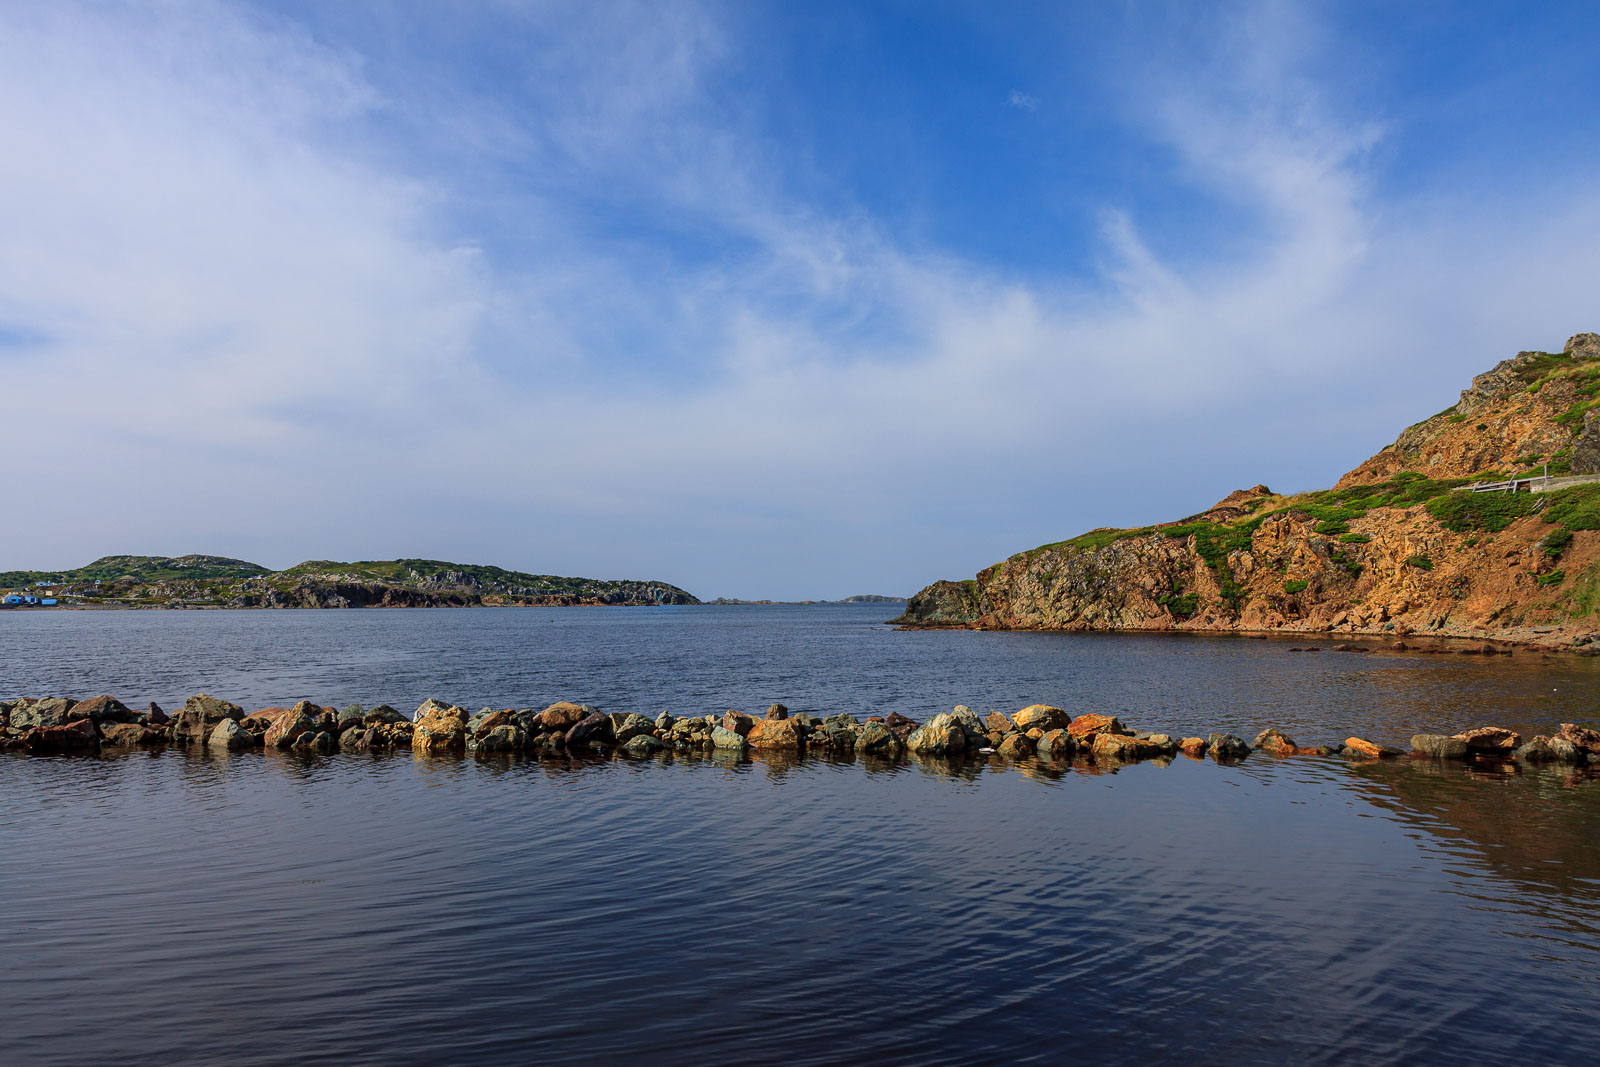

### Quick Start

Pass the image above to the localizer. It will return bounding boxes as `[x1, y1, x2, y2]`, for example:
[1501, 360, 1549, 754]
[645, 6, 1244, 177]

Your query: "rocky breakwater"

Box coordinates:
[3, 694, 1595, 780]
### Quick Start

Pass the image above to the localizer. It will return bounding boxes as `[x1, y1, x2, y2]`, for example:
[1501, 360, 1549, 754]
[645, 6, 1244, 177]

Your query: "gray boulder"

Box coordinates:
[710, 726, 748, 750]
[621, 734, 667, 756]
[1410, 734, 1470, 759]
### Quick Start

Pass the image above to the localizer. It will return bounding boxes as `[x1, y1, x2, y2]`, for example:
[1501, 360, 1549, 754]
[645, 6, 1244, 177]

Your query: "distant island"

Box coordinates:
[0, 555, 698, 609]
[706, 595, 907, 605]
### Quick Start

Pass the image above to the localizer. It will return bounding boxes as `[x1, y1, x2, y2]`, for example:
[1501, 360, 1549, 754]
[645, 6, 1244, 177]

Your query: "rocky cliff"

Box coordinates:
[895, 333, 1600, 649]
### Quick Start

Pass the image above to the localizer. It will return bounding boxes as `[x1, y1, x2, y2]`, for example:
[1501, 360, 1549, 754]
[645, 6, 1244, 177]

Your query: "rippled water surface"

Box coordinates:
[3, 606, 1600, 1064]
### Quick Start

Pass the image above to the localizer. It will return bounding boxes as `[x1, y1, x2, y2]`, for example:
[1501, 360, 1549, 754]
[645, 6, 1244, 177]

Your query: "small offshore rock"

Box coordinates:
[883, 712, 919, 742]
[983, 711, 1015, 734]
[1207, 733, 1251, 760]
[337, 704, 367, 730]
[764, 703, 788, 721]
[747, 718, 804, 748]
[311, 731, 336, 754]
[363, 705, 408, 725]
[216, 718, 260, 750]
[146, 702, 169, 726]
[565, 710, 612, 748]
[997, 733, 1034, 759]
[1453, 726, 1521, 752]
[621, 734, 667, 756]
[721, 711, 756, 737]
[823, 713, 861, 730]
[1556, 723, 1600, 755]
[12, 697, 78, 731]
[1514, 738, 1556, 762]
[1548, 737, 1587, 763]
[1013, 704, 1069, 732]
[71, 696, 140, 724]
[1178, 737, 1208, 759]
[1036, 728, 1073, 759]
[853, 721, 903, 756]
[1343, 736, 1403, 760]
[102, 722, 161, 746]
[1410, 734, 1471, 759]
[26, 718, 97, 753]
[414, 701, 471, 752]
[265, 703, 320, 748]
[710, 725, 748, 750]
[612, 713, 655, 744]
[1068, 714, 1124, 742]
[1092, 732, 1169, 762]
[538, 702, 589, 730]
[906, 712, 967, 756]
[1253, 728, 1301, 757]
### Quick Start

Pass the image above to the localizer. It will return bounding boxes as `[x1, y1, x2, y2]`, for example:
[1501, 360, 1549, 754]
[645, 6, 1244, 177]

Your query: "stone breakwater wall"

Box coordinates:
[3, 694, 1599, 772]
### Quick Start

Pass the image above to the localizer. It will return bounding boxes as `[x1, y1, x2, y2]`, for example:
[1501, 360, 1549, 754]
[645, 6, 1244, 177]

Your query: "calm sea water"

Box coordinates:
[3, 606, 1599, 1064]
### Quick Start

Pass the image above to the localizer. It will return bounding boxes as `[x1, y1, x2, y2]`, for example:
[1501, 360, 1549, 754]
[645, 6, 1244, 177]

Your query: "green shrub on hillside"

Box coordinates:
[1404, 555, 1434, 571]
[1283, 579, 1309, 594]
[1426, 492, 1538, 533]
[1543, 529, 1574, 558]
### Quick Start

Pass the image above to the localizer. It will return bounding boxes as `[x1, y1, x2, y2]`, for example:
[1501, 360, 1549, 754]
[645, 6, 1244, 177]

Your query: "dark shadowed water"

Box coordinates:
[3, 606, 1600, 1064]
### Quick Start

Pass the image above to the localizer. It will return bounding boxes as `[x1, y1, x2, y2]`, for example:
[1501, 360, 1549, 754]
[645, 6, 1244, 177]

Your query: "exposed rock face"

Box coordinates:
[894, 333, 1600, 648]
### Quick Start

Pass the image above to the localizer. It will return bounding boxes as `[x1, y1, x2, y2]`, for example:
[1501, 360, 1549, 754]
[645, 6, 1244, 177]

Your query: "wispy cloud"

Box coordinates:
[1007, 89, 1040, 111]
[4, 0, 1600, 597]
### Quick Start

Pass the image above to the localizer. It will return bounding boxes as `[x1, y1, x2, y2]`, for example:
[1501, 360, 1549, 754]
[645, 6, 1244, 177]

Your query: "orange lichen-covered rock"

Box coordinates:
[1343, 736, 1403, 759]
[746, 718, 803, 748]
[1178, 737, 1208, 759]
[984, 711, 1015, 734]
[1068, 714, 1124, 741]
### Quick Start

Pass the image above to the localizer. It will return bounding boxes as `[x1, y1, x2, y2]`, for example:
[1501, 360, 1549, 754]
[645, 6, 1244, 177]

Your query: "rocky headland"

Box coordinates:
[4, 693, 1597, 784]
[0, 555, 698, 609]
[896, 333, 1600, 650]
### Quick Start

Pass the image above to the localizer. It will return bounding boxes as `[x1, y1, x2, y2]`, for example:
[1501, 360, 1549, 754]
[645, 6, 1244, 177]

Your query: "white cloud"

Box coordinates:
[4, 0, 1600, 599]
[1007, 90, 1040, 111]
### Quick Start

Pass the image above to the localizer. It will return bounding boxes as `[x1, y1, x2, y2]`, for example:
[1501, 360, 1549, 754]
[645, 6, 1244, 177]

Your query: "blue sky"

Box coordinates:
[3, 0, 1599, 598]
